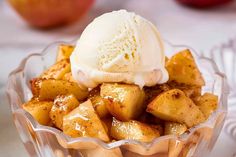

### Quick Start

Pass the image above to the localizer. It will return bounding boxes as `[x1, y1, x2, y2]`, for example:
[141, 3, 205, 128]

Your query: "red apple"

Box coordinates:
[176, 0, 233, 8]
[8, 0, 94, 28]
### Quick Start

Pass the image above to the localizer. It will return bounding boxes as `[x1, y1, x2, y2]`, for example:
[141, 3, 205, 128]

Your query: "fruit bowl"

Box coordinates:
[6, 41, 229, 157]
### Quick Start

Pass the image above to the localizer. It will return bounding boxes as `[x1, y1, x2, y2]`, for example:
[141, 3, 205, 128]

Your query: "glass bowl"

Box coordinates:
[196, 38, 236, 156]
[6, 41, 229, 157]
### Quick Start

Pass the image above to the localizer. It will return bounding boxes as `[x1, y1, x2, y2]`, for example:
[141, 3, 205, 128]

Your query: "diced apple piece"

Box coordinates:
[166, 122, 187, 157]
[164, 122, 187, 135]
[111, 118, 160, 142]
[56, 44, 75, 62]
[144, 84, 171, 104]
[91, 95, 110, 118]
[40, 59, 71, 79]
[63, 100, 109, 142]
[181, 87, 201, 99]
[50, 94, 80, 129]
[168, 82, 202, 100]
[62, 72, 76, 83]
[146, 89, 205, 128]
[166, 49, 205, 87]
[31, 78, 88, 101]
[100, 83, 145, 121]
[195, 93, 218, 119]
[89, 87, 110, 118]
[22, 99, 53, 125]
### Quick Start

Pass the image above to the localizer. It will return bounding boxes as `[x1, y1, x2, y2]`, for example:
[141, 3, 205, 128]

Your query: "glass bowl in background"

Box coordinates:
[203, 38, 236, 142]
[6, 41, 229, 157]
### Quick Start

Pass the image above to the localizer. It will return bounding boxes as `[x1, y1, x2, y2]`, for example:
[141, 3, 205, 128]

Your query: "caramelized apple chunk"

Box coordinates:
[31, 78, 88, 101]
[23, 99, 53, 125]
[164, 122, 187, 135]
[40, 59, 71, 80]
[166, 49, 205, 87]
[100, 83, 145, 121]
[111, 118, 160, 142]
[50, 94, 80, 129]
[88, 87, 110, 118]
[195, 93, 218, 119]
[63, 100, 110, 141]
[56, 44, 75, 62]
[147, 89, 205, 128]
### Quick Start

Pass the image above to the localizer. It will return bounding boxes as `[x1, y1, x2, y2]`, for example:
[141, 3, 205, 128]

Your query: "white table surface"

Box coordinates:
[1, 0, 236, 156]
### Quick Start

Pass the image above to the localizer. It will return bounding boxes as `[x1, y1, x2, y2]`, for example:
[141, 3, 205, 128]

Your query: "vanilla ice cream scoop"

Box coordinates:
[70, 10, 169, 88]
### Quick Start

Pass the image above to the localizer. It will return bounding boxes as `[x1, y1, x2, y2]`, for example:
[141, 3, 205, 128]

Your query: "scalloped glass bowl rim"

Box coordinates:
[6, 40, 229, 150]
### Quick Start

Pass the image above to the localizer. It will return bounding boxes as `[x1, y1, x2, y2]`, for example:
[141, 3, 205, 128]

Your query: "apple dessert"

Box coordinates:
[22, 10, 218, 143]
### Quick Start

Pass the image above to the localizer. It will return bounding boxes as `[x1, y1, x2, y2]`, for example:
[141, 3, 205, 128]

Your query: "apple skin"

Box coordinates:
[176, 0, 233, 8]
[8, 0, 94, 28]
